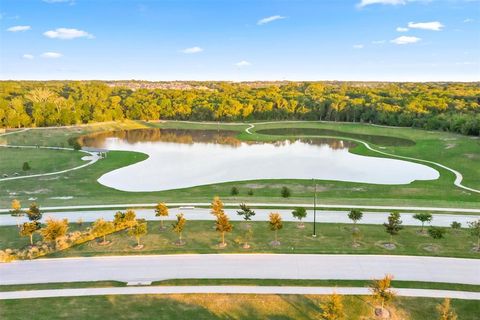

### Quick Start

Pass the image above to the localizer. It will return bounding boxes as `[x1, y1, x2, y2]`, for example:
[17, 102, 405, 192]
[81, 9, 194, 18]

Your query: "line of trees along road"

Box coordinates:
[0, 81, 479, 136]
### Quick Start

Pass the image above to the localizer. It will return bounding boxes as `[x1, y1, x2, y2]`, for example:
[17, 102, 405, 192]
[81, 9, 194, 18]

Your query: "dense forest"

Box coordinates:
[0, 81, 479, 136]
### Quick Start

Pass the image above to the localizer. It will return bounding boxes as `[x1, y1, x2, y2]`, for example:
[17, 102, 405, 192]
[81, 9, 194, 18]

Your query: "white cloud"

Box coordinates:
[257, 15, 286, 25]
[357, 0, 406, 8]
[41, 52, 62, 58]
[235, 60, 251, 67]
[353, 44, 364, 49]
[396, 27, 409, 32]
[463, 18, 474, 23]
[22, 54, 34, 59]
[181, 46, 203, 54]
[7, 25, 31, 32]
[408, 21, 444, 31]
[390, 35, 421, 44]
[44, 28, 93, 39]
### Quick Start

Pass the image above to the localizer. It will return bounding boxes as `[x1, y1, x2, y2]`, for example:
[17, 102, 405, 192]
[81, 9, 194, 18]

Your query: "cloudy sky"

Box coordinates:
[0, 0, 479, 81]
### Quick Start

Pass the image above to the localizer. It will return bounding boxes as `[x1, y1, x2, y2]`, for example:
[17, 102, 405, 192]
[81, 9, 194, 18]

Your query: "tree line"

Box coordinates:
[0, 81, 479, 136]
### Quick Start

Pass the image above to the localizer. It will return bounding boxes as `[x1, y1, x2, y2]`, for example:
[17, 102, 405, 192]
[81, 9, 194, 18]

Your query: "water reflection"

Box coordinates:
[81, 128, 439, 192]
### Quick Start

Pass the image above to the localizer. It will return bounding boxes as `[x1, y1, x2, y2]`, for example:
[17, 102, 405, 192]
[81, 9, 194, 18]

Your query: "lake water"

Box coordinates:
[82, 129, 439, 192]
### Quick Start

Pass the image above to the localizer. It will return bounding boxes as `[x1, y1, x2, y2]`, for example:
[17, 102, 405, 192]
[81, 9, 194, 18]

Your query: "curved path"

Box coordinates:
[1, 207, 478, 227]
[1, 286, 479, 301]
[0, 145, 100, 182]
[1, 254, 479, 286]
[245, 122, 480, 194]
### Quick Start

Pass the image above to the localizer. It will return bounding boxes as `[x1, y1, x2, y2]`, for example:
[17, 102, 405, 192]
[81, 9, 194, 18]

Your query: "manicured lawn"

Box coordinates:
[0, 294, 477, 320]
[2, 221, 478, 259]
[1, 120, 479, 209]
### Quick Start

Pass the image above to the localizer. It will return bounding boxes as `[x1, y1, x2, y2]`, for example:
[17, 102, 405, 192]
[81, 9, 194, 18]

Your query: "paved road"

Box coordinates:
[1, 202, 479, 214]
[1, 286, 479, 300]
[1, 207, 478, 227]
[2, 254, 479, 286]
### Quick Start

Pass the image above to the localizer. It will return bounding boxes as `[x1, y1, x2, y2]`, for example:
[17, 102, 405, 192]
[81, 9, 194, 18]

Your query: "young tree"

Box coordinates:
[172, 213, 187, 245]
[128, 221, 148, 247]
[22, 161, 31, 171]
[113, 210, 137, 229]
[216, 213, 233, 248]
[281, 186, 291, 198]
[436, 298, 457, 320]
[468, 219, 480, 251]
[428, 227, 446, 240]
[124, 209, 137, 228]
[154, 202, 169, 230]
[237, 203, 256, 223]
[26, 202, 42, 222]
[19, 221, 40, 245]
[450, 221, 461, 231]
[319, 293, 344, 320]
[413, 213, 433, 233]
[92, 218, 115, 244]
[40, 218, 69, 246]
[347, 209, 363, 229]
[269, 212, 283, 246]
[10, 199, 23, 227]
[292, 207, 307, 228]
[230, 186, 239, 196]
[383, 212, 403, 244]
[210, 196, 225, 218]
[369, 274, 396, 312]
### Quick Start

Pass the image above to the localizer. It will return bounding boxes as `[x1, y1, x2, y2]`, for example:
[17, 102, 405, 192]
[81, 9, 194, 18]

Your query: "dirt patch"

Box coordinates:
[445, 143, 456, 149]
[269, 240, 281, 247]
[422, 244, 441, 253]
[132, 244, 145, 250]
[376, 241, 396, 250]
[464, 153, 479, 160]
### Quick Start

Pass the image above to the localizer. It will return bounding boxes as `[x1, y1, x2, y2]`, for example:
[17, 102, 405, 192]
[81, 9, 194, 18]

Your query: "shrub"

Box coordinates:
[22, 162, 31, 171]
[281, 186, 291, 198]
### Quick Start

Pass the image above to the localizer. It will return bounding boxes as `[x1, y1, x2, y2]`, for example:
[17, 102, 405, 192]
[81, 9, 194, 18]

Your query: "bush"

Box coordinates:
[281, 186, 291, 198]
[451, 221, 462, 230]
[428, 227, 446, 239]
[230, 186, 239, 196]
[247, 189, 254, 196]
[22, 162, 31, 171]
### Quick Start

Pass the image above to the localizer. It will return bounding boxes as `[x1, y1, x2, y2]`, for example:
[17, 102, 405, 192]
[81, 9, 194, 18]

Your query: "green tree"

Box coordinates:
[216, 213, 233, 247]
[369, 274, 396, 311]
[269, 212, 283, 246]
[428, 227, 446, 240]
[128, 222, 148, 247]
[26, 202, 42, 222]
[155, 202, 169, 230]
[468, 219, 480, 250]
[319, 293, 344, 320]
[92, 218, 115, 244]
[436, 298, 457, 320]
[413, 213, 433, 233]
[172, 213, 187, 245]
[347, 209, 363, 229]
[383, 212, 403, 244]
[22, 162, 31, 171]
[280, 186, 291, 198]
[237, 203, 255, 222]
[292, 207, 307, 228]
[450, 221, 461, 230]
[230, 186, 239, 196]
[40, 218, 69, 246]
[20, 221, 40, 245]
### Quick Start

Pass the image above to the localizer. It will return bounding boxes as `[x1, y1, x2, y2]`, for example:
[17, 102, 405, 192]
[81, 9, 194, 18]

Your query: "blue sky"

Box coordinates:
[0, 0, 479, 81]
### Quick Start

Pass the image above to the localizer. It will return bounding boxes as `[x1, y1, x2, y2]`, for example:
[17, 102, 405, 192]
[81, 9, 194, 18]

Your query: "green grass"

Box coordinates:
[0, 294, 477, 320]
[0, 148, 85, 177]
[0, 120, 479, 209]
[2, 221, 478, 259]
[0, 281, 126, 292]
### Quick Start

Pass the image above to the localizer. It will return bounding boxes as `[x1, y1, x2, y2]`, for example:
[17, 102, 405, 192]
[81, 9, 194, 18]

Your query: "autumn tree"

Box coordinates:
[269, 212, 283, 246]
[20, 221, 40, 245]
[436, 298, 457, 320]
[216, 213, 233, 248]
[413, 213, 433, 233]
[128, 221, 148, 248]
[172, 213, 187, 245]
[155, 202, 169, 230]
[369, 274, 396, 312]
[319, 293, 344, 320]
[292, 207, 307, 228]
[26, 202, 42, 222]
[10, 199, 23, 227]
[383, 212, 403, 244]
[92, 218, 115, 244]
[210, 196, 225, 218]
[40, 218, 69, 247]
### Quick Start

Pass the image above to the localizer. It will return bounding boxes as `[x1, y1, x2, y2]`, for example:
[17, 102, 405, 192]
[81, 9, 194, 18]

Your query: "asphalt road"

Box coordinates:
[1, 254, 479, 285]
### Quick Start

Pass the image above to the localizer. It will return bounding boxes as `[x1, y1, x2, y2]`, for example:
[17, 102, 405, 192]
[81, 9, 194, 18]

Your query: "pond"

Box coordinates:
[82, 129, 439, 192]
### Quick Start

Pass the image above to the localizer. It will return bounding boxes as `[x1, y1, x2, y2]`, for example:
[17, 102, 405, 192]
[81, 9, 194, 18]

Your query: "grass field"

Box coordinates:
[2, 221, 478, 259]
[1, 120, 479, 209]
[0, 294, 477, 320]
